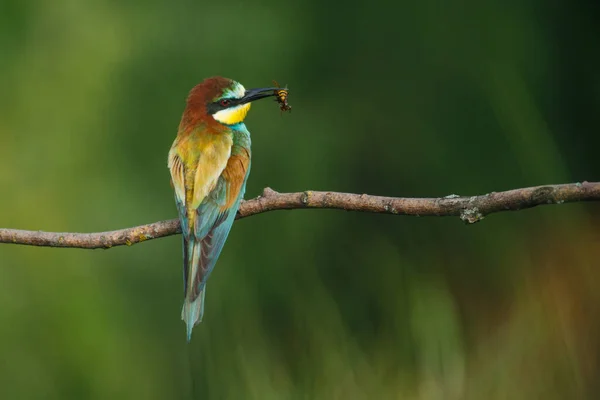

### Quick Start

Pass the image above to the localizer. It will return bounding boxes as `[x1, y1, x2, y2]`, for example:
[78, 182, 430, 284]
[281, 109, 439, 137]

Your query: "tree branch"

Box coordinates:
[1, 182, 598, 249]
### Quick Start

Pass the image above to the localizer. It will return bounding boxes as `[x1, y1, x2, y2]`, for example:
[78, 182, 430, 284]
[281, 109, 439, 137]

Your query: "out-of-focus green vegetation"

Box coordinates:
[1, 0, 599, 398]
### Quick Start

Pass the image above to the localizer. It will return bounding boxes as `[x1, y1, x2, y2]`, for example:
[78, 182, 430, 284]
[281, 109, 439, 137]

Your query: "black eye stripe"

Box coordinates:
[206, 97, 240, 115]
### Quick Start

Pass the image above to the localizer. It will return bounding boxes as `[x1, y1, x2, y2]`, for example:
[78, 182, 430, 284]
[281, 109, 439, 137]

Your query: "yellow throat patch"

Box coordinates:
[213, 103, 251, 125]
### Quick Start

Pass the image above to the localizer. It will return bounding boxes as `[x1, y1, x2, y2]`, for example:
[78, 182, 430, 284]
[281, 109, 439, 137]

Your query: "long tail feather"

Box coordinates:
[181, 238, 206, 342]
[181, 286, 205, 342]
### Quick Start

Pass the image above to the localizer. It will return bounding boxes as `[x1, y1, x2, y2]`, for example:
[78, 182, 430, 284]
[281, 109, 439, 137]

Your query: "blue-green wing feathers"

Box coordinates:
[180, 173, 249, 341]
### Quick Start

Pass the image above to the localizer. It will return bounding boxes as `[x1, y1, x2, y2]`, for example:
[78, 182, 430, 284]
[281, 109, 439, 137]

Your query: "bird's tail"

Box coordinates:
[181, 238, 206, 342]
[181, 287, 205, 342]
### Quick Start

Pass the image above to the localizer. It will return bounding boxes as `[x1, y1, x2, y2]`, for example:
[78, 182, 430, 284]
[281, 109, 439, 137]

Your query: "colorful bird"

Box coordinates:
[168, 77, 282, 341]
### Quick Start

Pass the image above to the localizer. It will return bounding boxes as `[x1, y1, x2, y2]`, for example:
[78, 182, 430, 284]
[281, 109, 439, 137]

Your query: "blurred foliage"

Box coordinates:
[1, 0, 600, 398]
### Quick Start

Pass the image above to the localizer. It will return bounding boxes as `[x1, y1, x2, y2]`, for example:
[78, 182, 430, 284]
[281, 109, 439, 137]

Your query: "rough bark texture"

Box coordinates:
[1, 182, 598, 249]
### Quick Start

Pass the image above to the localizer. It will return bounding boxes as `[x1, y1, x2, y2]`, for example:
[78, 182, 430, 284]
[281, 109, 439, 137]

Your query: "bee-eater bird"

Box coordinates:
[168, 77, 281, 341]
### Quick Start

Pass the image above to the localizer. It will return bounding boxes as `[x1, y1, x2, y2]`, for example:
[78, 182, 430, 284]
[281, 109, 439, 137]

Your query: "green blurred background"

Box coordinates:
[1, 0, 600, 398]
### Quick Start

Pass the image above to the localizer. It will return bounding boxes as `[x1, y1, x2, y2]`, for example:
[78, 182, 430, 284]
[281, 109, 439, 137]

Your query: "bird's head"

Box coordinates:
[184, 76, 281, 127]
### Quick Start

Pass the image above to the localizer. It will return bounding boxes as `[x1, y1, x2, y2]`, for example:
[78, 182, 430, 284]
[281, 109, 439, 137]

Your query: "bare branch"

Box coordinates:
[1, 182, 598, 249]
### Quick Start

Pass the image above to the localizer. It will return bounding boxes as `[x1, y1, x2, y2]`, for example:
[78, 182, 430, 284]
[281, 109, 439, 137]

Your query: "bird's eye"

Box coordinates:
[220, 99, 231, 107]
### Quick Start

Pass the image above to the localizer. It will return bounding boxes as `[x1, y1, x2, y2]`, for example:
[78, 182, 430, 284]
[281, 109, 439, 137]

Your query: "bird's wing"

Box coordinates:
[168, 148, 188, 233]
[169, 140, 250, 301]
[187, 149, 251, 299]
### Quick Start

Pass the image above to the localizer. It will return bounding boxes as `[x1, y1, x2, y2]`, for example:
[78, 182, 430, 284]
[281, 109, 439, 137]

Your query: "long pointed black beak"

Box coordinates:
[240, 87, 281, 104]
